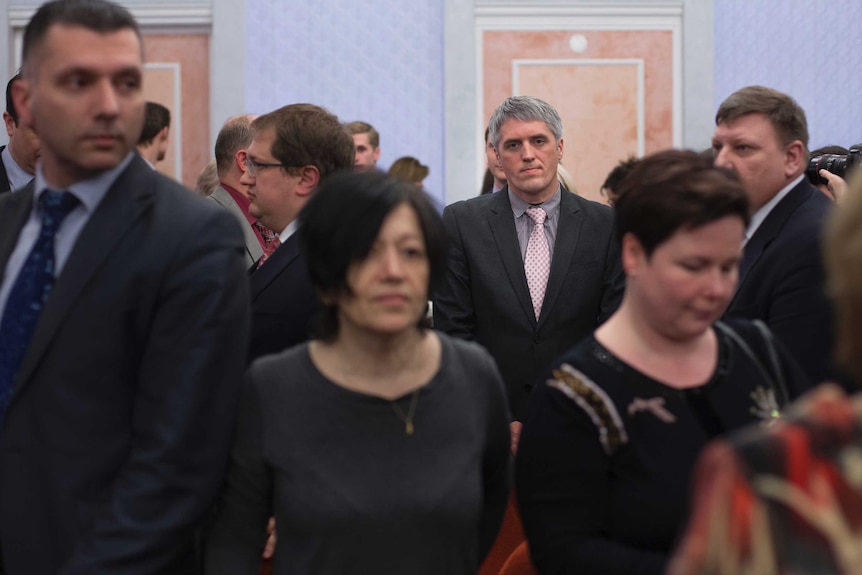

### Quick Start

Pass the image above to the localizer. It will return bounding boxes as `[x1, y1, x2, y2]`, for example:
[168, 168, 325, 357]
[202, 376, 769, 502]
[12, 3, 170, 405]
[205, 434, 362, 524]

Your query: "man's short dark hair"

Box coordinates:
[252, 104, 354, 182]
[214, 114, 255, 175]
[21, 0, 141, 77]
[299, 170, 447, 340]
[137, 101, 170, 145]
[5, 72, 22, 125]
[345, 120, 379, 149]
[614, 149, 750, 256]
[716, 85, 809, 154]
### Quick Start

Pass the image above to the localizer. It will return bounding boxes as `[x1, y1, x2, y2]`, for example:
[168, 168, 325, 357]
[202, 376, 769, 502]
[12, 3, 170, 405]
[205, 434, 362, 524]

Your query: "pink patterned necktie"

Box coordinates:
[524, 206, 550, 319]
[255, 223, 281, 269]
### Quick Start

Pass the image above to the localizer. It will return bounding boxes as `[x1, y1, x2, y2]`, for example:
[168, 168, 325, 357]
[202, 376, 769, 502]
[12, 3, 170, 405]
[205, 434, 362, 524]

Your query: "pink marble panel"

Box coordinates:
[142, 34, 210, 190]
[483, 30, 673, 204]
[518, 63, 638, 202]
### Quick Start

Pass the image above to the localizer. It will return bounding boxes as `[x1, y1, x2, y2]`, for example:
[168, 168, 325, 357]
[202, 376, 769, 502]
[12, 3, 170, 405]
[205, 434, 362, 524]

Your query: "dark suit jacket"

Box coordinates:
[433, 188, 624, 420]
[0, 156, 250, 574]
[724, 178, 834, 386]
[248, 232, 319, 364]
[0, 146, 11, 194]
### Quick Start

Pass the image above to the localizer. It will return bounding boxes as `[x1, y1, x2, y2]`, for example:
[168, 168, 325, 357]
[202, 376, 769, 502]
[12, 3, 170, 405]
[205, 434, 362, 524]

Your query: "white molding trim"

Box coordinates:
[511, 58, 645, 157]
[9, 3, 212, 70]
[475, 3, 683, 18]
[9, 4, 212, 29]
[144, 62, 183, 181]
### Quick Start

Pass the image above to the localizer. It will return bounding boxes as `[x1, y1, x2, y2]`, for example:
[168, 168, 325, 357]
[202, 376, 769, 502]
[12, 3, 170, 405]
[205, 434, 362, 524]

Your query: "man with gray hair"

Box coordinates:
[712, 85, 834, 384]
[209, 113, 269, 266]
[433, 95, 623, 448]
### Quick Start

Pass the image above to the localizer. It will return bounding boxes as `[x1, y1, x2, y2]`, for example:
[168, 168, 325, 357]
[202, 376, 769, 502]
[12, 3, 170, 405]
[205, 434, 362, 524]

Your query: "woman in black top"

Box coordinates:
[515, 150, 812, 574]
[205, 172, 511, 574]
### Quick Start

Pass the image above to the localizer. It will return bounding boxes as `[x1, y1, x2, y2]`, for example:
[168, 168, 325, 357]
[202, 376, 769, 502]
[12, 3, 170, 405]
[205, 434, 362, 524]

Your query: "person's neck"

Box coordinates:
[137, 145, 159, 166]
[335, 323, 426, 371]
[222, 174, 249, 197]
[511, 182, 558, 205]
[595, 299, 717, 388]
[7, 143, 34, 176]
[313, 323, 437, 398]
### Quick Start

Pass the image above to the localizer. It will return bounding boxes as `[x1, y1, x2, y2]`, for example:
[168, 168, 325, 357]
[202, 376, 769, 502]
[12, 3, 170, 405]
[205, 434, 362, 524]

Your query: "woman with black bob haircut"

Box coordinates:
[205, 171, 511, 575]
[301, 169, 445, 338]
[515, 149, 812, 574]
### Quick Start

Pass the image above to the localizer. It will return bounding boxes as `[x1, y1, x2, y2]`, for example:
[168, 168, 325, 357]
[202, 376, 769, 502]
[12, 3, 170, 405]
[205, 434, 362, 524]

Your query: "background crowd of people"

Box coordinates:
[0, 1, 861, 575]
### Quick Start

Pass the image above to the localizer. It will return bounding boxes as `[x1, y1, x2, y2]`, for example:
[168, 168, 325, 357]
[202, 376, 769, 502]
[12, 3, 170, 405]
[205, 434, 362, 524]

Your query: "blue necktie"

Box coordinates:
[0, 190, 79, 428]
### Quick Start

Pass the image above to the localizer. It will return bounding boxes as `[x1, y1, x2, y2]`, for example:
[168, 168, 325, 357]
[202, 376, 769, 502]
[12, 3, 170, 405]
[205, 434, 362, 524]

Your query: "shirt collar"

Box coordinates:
[508, 184, 562, 218]
[2, 145, 33, 191]
[33, 152, 135, 214]
[745, 173, 804, 244]
[279, 219, 298, 243]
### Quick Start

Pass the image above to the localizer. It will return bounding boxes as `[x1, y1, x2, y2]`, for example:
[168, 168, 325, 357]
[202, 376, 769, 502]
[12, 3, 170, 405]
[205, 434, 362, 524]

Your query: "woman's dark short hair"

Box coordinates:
[299, 171, 448, 340]
[614, 149, 750, 256]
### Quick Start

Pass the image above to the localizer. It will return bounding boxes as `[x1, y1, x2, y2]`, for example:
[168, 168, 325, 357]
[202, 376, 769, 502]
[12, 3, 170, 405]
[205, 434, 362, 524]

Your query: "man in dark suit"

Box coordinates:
[245, 104, 354, 363]
[209, 114, 266, 267]
[0, 1, 250, 573]
[433, 96, 624, 445]
[1, 72, 39, 193]
[713, 85, 834, 386]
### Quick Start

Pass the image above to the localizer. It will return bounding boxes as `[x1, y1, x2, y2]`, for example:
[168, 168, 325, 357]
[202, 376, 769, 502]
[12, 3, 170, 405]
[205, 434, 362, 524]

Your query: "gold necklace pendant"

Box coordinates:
[391, 389, 420, 436]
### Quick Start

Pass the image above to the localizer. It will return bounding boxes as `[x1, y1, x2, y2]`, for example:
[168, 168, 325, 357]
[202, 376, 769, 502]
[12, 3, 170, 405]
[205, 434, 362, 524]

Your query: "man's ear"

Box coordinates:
[621, 232, 645, 277]
[10, 79, 32, 131]
[372, 146, 381, 163]
[784, 140, 805, 178]
[3, 111, 14, 138]
[235, 149, 248, 173]
[157, 125, 169, 142]
[295, 165, 321, 197]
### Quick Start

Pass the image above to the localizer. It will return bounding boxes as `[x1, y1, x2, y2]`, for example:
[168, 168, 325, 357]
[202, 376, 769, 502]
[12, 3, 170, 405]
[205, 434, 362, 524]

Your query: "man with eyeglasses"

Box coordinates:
[243, 104, 354, 363]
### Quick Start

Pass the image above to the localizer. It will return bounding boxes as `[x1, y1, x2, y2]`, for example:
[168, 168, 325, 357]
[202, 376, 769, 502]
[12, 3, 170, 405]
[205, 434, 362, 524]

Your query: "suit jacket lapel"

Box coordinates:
[538, 191, 582, 327]
[487, 189, 536, 325]
[730, 180, 812, 308]
[249, 232, 301, 300]
[0, 184, 34, 278]
[0, 146, 11, 194]
[210, 185, 263, 263]
[15, 158, 155, 389]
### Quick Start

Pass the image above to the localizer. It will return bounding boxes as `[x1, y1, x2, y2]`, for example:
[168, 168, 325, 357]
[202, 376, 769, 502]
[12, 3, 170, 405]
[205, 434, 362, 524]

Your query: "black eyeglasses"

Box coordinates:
[245, 158, 285, 177]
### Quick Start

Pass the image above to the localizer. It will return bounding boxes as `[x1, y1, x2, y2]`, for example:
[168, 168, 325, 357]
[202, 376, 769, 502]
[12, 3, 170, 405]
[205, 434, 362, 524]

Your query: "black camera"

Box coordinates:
[807, 144, 862, 186]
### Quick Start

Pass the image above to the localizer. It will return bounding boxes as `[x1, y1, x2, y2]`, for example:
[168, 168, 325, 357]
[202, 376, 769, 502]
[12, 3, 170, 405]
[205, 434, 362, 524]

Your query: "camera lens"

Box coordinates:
[807, 154, 849, 185]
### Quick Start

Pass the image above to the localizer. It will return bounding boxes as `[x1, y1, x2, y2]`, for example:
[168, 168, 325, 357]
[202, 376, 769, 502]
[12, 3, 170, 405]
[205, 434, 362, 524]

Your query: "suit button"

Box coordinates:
[533, 335, 541, 344]
[524, 384, 533, 392]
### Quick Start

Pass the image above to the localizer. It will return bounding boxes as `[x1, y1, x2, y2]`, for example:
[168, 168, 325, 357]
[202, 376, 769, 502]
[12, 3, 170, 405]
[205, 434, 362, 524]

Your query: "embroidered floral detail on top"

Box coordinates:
[548, 363, 628, 455]
[628, 397, 677, 424]
[750, 385, 782, 424]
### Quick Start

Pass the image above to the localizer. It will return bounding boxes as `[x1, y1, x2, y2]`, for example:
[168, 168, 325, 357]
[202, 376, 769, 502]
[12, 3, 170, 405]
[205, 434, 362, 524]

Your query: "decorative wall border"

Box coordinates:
[8, 3, 212, 28]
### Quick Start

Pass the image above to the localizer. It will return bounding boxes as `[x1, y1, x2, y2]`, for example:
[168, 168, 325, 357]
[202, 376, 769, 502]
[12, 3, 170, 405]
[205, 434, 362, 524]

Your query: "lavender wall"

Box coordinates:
[245, 0, 445, 203]
[714, 0, 862, 150]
